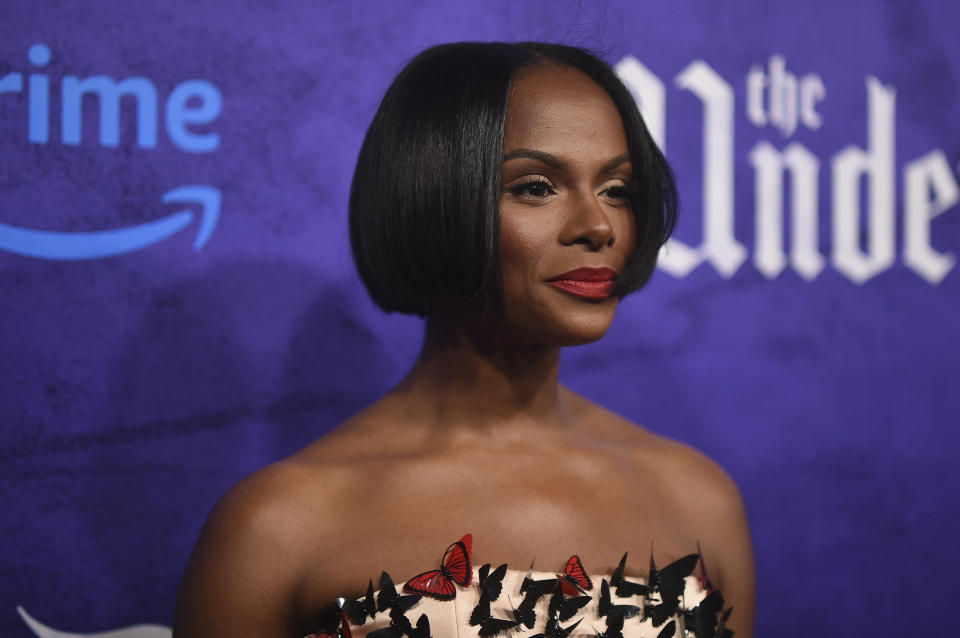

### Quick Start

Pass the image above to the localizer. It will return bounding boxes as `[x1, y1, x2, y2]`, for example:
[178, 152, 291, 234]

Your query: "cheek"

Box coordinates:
[498, 212, 549, 276]
[617, 210, 638, 265]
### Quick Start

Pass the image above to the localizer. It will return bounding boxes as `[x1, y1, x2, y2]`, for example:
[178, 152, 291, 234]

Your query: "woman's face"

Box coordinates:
[498, 64, 636, 346]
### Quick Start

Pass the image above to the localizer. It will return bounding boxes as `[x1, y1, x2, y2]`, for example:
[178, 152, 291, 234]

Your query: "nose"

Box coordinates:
[560, 191, 616, 251]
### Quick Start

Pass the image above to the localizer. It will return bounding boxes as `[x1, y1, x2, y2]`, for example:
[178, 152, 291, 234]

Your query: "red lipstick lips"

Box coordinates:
[546, 267, 618, 300]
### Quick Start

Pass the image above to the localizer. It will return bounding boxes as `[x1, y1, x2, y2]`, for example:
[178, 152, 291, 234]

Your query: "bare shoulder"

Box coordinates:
[173, 458, 331, 637]
[566, 390, 755, 636]
[581, 393, 752, 552]
[650, 437, 755, 637]
[566, 388, 744, 518]
[198, 455, 346, 553]
[174, 439, 372, 637]
[175, 403, 428, 637]
[635, 427, 744, 520]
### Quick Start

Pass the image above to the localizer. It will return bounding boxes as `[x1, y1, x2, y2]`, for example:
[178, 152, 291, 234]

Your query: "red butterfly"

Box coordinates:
[696, 541, 714, 592]
[403, 533, 473, 600]
[559, 555, 593, 596]
[338, 611, 352, 638]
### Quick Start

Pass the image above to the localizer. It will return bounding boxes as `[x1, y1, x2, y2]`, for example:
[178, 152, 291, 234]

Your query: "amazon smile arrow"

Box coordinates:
[0, 185, 221, 260]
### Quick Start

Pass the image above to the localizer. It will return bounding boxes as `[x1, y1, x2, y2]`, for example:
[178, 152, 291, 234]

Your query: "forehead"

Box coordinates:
[503, 64, 628, 153]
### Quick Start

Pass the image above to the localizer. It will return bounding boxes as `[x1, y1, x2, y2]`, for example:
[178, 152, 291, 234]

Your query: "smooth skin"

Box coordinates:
[174, 65, 755, 638]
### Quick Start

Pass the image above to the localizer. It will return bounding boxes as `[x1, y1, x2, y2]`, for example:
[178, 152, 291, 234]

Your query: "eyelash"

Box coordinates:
[603, 185, 632, 202]
[507, 176, 556, 198]
[505, 178, 633, 203]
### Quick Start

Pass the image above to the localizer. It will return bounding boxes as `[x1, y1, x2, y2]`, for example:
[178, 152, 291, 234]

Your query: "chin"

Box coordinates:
[498, 292, 620, 347]
[539, 305, 618, 347]
[557, 324, 613, 347]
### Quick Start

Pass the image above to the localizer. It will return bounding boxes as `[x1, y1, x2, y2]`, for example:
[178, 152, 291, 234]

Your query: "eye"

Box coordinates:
[506, 176, 556, 199]
[600, 182, 632, 205]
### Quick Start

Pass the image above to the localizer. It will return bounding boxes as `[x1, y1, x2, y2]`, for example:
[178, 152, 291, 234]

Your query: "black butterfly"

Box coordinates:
[340, 579, 377, 625]
[532, 616, 583, 638]
[646, 551, 699, 627]
[367, 626, 402, 638]
[688, 600, 734, 638]
[598, 580, 640, 620]
[478, 563, 508, 602]
[507, 563, 554, 629]
[312, 607, 347, 638]
[595, 612, 624, 638]
[657, 619, 677, 638]
[381, 602, 414, 636]
[716, 606, 734, 638]
[611, 552, 648, 598]
[521, 560, 559, 597]
[683, 589, 724, 638]
[469, 595, 520, 637]
[547, 582, 591, 622]
[409, 613, 432, 638]
[371, 612, 431, 638]
[513, 588, 540, 629]
[376, 571, 421, 614]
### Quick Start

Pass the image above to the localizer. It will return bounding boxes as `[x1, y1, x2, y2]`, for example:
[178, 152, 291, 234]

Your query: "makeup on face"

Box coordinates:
[495, 64, 636, 344]
[546, 267, 619, 300]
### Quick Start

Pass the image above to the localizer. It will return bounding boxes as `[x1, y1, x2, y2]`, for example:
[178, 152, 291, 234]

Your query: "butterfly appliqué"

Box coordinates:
[314, 537, 734, 638]
[403, 533, 473, 600]
[559, 555, 593, 596]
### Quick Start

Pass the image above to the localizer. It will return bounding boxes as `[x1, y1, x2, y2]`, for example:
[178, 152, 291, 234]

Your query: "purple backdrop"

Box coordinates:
[2, 1, 958, 636]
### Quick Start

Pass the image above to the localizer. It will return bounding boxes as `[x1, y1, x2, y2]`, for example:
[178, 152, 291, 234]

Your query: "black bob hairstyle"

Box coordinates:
[349, 41, 678, 317]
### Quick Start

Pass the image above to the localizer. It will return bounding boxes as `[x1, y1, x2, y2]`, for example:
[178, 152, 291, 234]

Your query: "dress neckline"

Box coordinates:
[309, 534, 733, 638]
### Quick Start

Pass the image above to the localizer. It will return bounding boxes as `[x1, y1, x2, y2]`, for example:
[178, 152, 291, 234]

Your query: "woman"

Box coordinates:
[174, 42, 755, 638]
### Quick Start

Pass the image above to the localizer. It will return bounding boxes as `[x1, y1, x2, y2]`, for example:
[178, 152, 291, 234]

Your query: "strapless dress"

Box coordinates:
[306, 534, 733, 638]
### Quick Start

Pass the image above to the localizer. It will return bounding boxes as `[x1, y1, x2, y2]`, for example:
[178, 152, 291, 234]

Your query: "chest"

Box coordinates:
[298, 473, 697, 620]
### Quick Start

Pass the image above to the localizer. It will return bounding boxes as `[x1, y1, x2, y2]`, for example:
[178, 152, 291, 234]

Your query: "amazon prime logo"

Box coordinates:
[0, 43, 223, 260]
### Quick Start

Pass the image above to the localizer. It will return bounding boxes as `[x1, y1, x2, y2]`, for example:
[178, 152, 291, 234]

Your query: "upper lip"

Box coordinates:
[547, 267, 619, 282]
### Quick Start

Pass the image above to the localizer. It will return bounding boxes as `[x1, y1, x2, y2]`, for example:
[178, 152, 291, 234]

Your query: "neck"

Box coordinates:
[389, 312, 570, 432]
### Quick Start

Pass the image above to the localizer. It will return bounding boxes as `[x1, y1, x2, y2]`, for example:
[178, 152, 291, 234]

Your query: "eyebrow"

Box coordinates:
[501, 149, 631, 174]
[502, 149, 566, 169]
